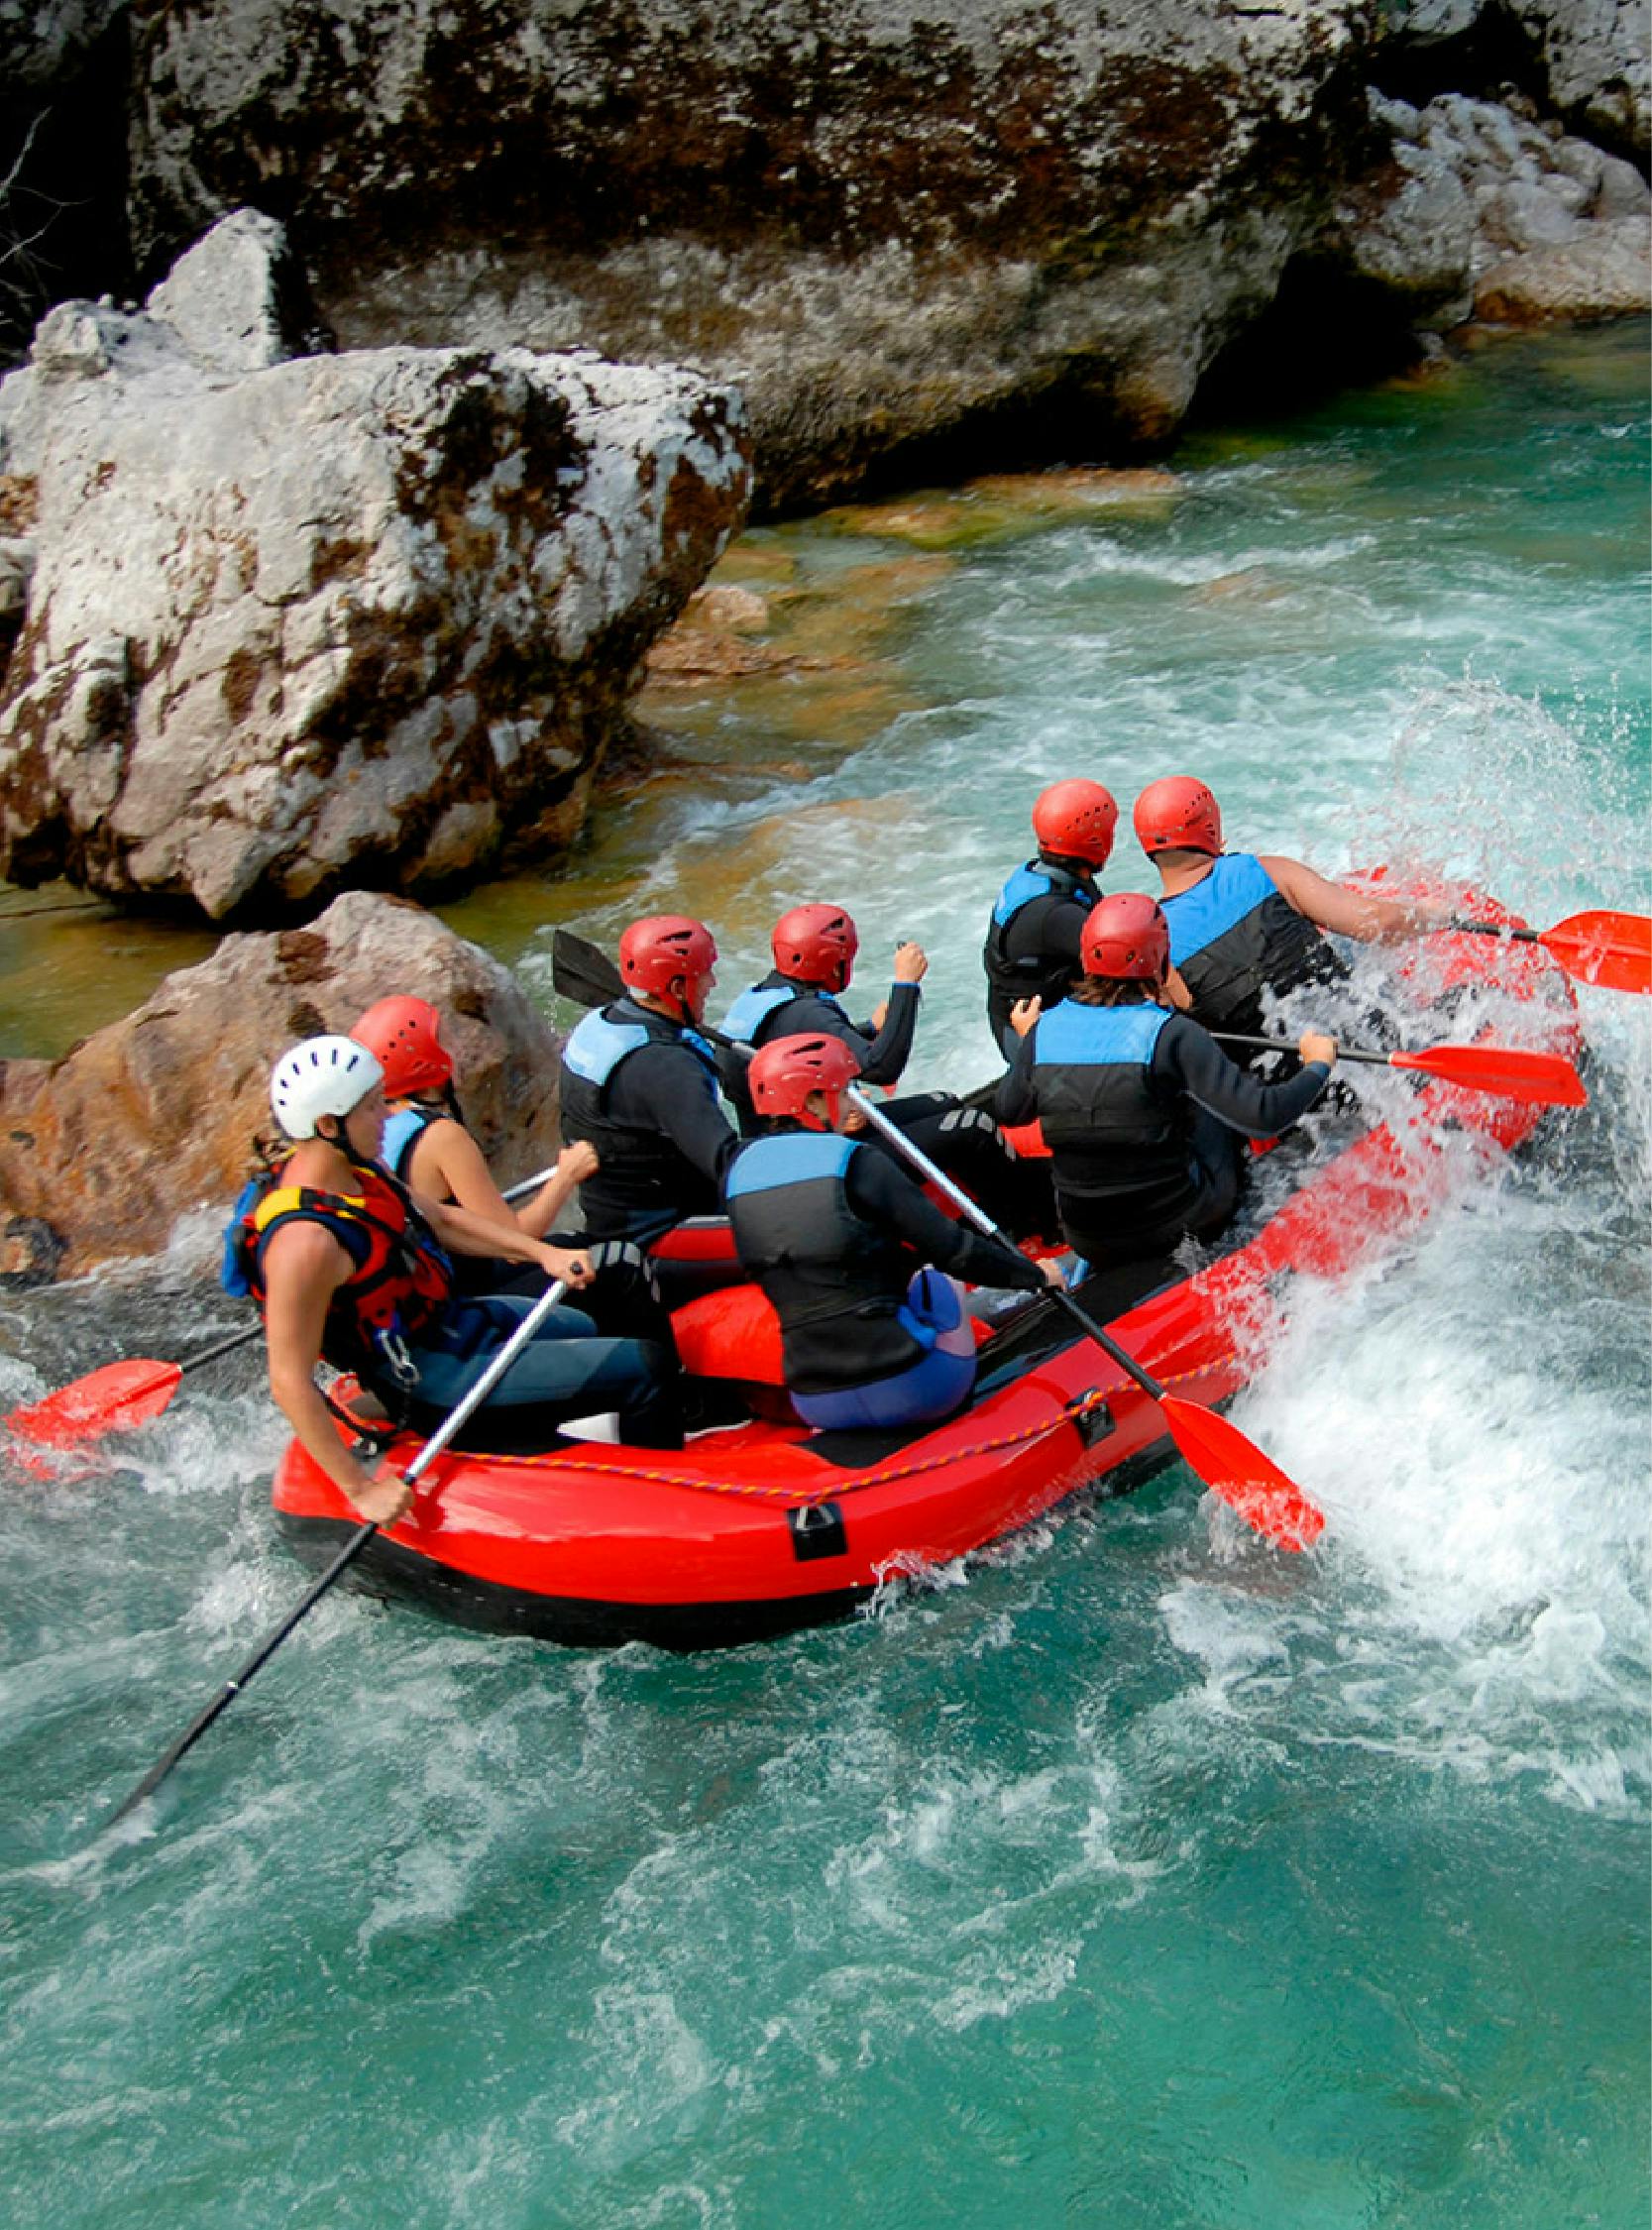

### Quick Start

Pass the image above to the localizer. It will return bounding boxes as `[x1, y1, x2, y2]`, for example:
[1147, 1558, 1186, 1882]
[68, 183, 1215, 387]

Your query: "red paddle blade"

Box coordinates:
[1543, 910, 1651, 996]
[1159, 1395, 1324, 1552]
[6, 1359, 183, 1450]
[1387, 1043, 1588, 1106]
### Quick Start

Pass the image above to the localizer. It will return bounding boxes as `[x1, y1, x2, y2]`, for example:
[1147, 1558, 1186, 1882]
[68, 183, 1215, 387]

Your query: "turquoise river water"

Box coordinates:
[1, 323, 1647, 2228]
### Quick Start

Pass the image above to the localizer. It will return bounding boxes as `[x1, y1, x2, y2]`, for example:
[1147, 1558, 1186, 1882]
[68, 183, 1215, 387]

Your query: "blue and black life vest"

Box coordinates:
[1159, 853, 1341, 1034]
[379, 1103, 434, 1182]
[1029, 999, 1192, 1217]
[724, 1130, 933, 1394]
[721, 979, 840, 1046]
[559, 998, 723, 1238]
[221, 1160, 454, 1382]
[982, 858, 1096, 1047]
[719, 976, 845, 1131]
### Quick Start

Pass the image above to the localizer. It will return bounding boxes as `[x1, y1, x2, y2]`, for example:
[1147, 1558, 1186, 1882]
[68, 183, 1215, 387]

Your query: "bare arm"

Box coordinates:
[415, 1120, 597, 1242]
[414, 1189, 595, 1287]
[1262, 855, 1451, 943]
[262, 1221, 412, 1526]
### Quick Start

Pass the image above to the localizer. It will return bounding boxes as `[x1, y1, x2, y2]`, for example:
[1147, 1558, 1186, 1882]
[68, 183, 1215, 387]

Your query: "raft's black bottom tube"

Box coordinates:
[275, 1515, 872, 1651]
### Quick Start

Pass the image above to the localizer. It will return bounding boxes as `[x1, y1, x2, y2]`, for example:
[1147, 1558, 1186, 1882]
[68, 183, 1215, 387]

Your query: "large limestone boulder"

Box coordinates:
[124, 0, 1379, 510]
[0, 214, 751, 917]
[1509, 0, 1651, 158]
[0, 889, 566, 1283]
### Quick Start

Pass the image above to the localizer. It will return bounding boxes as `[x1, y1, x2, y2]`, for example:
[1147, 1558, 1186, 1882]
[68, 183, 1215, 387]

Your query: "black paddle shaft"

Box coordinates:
[104, 1277, 569, 1833]
[1450, 918, 1540, 943]
[107, 1523, 378, 1827]
[1213, 1031, 1388, 1069]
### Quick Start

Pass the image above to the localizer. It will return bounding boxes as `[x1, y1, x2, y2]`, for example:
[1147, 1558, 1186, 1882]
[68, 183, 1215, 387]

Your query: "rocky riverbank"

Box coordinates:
[7, 1, 1642, 509]
[0, 888, 564, 1282]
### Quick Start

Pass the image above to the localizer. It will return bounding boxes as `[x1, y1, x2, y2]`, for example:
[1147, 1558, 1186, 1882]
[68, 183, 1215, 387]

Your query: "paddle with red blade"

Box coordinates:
[1449, 908, 1651, 997]
[6, 1330, 254, 1451]
[5, 1165, 565, 1452]
[843, 1087, 1325, 1553]
[1214, 1033, 1588, 1107]
[550, 926, 1324, 1552]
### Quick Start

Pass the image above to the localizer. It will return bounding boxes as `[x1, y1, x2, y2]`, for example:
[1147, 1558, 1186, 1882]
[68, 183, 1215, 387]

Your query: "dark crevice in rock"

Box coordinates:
[0, 15, 135, 365]
[1187, 255, 1436, 431]
[751, 371, 1169, 519]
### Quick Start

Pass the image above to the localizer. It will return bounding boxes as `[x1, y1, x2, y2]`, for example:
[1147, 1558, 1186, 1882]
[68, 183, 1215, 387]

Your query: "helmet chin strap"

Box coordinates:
[317, 1108, 379, 1172]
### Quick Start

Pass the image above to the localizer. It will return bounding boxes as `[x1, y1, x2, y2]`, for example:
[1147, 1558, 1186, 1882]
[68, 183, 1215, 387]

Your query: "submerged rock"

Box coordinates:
[0, 889, 566, 1281]
[0, 213, 750, 919]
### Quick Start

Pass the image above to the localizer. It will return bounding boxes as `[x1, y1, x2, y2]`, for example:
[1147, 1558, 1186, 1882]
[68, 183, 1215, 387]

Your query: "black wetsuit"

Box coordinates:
[723, 1127, 1046, 1395]
[559, 996, 745, 1310]
[997, 997, 1331, 1275]
[982, 857, 1099, 1056]
[716, 969, 923, 1123]
[718, 971, 1048, 1238]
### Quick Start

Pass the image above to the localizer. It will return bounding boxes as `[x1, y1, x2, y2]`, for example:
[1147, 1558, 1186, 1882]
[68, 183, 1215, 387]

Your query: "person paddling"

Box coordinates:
[719, 903, 929, 1112]
[983, 779, 1119, 1055]
[353, 996, 597, 1274]
[1133, 776, 1449, 1040]
[996, 896, 1339, 1304]
[724, 1036, 1059, 1431]
[721, 901, 1046, 1238]
[354, 992, 680, 1347]
[235, 1037, 683, 1524]
[558, 915, 746, 1304]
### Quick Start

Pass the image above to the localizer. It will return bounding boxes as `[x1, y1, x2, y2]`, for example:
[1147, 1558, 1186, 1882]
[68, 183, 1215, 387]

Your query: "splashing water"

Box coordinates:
[1, 325, 1647, 2228]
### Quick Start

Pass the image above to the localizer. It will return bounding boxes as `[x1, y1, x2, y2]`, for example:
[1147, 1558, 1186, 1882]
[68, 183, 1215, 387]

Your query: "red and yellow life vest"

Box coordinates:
[234, 1162, 454, 1380]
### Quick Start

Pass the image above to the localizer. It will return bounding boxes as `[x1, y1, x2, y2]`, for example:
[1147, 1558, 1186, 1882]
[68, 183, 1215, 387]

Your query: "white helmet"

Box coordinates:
[270, 1035, 383, 1139]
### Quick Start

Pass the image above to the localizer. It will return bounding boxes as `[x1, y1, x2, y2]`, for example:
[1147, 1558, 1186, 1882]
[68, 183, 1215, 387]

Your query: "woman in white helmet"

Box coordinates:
[232, 1036, 681, 1527]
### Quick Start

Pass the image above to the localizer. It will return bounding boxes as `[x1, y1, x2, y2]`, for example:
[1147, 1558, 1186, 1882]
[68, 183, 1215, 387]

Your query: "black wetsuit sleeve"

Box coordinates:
[994, 1031, 1040, 1127]
[841, 980, 921, 1087]
[1155, 1014, 1330, 1135]
[607, 1043, 740, 1184]
[1039, 899, 1089, 968]
[845, 1146, 1046, 1290]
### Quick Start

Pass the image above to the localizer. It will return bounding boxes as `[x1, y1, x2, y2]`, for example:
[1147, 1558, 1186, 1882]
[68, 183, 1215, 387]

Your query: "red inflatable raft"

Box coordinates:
[272, 888, 1584, 1648]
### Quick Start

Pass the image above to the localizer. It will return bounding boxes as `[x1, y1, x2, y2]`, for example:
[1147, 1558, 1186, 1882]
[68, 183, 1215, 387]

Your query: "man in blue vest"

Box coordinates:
[997, 894, 1339, 1294]
[558, 914, 745, 1304]
[724, 1035, 1058, 1431]
[1133, 776, 1448, 1041]
[983, 779, 1118, 1056]
[721, 901, 1046, 1237]
[719, 903, 929, 1116]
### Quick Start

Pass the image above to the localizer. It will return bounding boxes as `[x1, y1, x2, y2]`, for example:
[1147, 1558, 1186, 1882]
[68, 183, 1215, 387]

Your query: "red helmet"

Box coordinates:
[771, 904, 859, 993]
[1032, 778, 1118, 868]
[747, 1033, 862, 1131]
[351, 996, 454, 1098]
[618, 915, 718, 1000]
[1133, 776, 1222, 857]
[1080, 893, 1170, 981]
